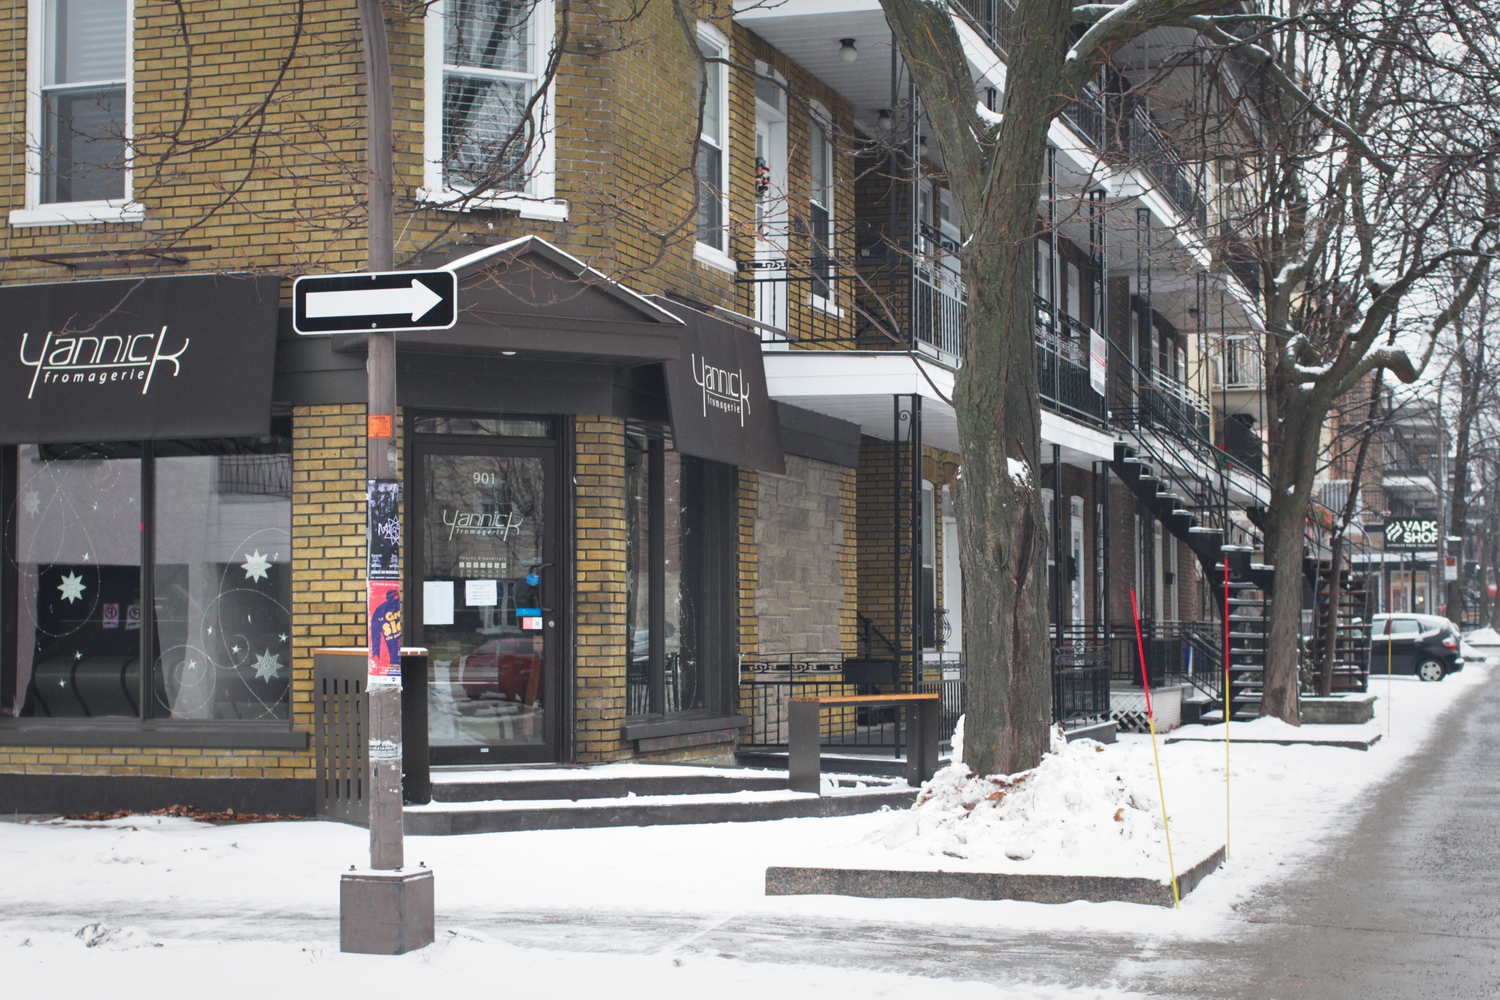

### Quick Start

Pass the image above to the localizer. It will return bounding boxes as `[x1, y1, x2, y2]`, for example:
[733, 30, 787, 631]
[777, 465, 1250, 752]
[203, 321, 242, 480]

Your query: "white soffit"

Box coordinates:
[764, 352, 1116, 465]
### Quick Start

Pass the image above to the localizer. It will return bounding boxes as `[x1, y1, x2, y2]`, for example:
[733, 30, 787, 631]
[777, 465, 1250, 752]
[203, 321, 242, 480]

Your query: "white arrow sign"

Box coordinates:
[305, 279, 443, 322]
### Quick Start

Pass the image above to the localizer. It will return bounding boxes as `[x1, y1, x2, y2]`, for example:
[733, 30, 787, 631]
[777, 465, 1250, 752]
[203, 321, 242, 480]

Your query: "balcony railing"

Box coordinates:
[1063, 82, 1105, 148]
[1035, 296, 1108, 426]
[1217, 336, 1264, 389]
[1127, 107, 1208, 229]
[736, 223, 966, 361]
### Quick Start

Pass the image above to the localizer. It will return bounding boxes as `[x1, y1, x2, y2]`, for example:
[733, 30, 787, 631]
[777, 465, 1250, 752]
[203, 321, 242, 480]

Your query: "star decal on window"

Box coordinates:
[57, 572, 86, 604]
[252, 650, 284, 682]
[240, 551, 273, 582]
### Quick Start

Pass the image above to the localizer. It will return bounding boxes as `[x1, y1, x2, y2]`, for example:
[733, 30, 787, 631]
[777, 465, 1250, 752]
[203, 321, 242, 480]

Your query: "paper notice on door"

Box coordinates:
[465, 578, 499, 607]
[423, 581, 455, 625]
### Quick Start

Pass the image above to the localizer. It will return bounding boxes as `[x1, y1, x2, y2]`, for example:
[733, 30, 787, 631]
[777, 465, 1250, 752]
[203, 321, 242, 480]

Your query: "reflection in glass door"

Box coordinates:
[416, 446, 557, 764]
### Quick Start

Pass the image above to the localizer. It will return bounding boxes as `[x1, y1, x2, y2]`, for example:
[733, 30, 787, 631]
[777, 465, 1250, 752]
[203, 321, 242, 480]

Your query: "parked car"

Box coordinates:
[1368, 613, 1464, 681]
[456, 630, 542, 704]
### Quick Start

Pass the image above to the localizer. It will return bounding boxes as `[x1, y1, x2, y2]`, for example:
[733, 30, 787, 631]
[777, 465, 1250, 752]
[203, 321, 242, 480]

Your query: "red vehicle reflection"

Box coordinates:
[456, 630, 542, 704]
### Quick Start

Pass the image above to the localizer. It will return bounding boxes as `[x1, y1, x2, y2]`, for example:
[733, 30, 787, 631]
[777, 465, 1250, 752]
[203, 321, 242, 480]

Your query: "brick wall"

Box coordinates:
[572, 416, 627, 761]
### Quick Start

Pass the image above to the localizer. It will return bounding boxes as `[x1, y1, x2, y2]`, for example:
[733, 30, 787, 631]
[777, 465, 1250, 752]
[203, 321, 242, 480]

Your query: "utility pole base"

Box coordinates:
[340, 869, 435, 954]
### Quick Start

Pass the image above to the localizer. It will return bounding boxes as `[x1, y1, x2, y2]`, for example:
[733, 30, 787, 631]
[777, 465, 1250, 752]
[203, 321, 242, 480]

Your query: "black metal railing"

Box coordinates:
[1035, 295, 1108, 426]
[1127, 106, 1208, 229]
[951, 0, 1008, 48]
[739, 657, 965, 751]
[1051, 637, 1112, 725]
[1063, 82, 1106, 148]
[736, 224, 965, 360]
[1105, 619, 1223, 703]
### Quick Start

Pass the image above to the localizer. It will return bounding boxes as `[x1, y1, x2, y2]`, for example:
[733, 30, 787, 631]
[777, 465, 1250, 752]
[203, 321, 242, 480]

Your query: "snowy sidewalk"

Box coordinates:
[1, 664, 1490, 999]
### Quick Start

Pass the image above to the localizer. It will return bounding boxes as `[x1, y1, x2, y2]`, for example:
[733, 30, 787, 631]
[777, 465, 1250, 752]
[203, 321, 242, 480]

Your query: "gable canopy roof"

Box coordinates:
[331, 235, 684, 363]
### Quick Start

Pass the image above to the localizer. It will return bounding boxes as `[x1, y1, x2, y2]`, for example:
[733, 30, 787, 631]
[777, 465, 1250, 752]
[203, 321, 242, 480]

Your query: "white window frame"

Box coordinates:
[692, 20, 734, 273]
[805, 101, 842, 315]
[12, 0, 143, 228]
[419, 0, 566, 221]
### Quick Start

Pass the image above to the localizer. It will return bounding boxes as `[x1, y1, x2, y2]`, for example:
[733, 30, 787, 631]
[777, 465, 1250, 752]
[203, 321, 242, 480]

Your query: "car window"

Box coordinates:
[1374, 619, 1421, 637]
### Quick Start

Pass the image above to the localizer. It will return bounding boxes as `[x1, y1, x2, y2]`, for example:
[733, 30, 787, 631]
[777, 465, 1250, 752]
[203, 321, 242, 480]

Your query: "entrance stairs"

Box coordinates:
[1110, 442, 1271, 720]
[402, 762, 916, 836]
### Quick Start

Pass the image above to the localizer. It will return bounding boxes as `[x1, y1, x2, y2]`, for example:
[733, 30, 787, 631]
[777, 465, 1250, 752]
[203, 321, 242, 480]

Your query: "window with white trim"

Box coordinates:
[694, 24, 729, 256]
[27, 0, 131, 212]
[807, 111, 834, 300]
[423, 0, 560, 217]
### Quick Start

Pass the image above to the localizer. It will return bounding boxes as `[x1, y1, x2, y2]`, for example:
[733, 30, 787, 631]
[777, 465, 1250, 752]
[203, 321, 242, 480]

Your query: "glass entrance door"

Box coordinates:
[414, 443, 559, 764]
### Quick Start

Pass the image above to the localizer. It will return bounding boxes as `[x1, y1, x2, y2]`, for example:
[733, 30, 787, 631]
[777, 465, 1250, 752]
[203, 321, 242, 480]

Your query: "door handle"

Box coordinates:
[529, 562, 554, 614]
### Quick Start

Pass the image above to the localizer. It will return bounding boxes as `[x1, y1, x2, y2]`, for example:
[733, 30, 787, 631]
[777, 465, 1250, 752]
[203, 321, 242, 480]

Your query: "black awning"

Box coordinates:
[653, 299, 785, 475]
[328, 236, 685, 363]
[0, 273, 281, 444]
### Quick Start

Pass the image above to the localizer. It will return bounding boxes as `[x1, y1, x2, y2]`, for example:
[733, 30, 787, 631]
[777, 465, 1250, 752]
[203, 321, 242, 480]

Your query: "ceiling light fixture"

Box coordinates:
[839, 38, 858, 63]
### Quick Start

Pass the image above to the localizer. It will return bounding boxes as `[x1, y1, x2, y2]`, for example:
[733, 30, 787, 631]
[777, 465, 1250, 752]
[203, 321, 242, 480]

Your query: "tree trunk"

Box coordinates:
[955, 243, 1053, 776]
[879, 0, 1074, 775]
[1261, 391, 1326, 723]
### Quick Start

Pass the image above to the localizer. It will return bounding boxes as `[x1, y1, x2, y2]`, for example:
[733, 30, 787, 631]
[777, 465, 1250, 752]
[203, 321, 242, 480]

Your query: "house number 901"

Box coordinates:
[473, 472, 496, 485]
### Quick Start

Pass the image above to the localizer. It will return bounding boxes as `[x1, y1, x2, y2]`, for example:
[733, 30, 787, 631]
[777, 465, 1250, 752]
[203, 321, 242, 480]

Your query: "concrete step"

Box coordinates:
[405, 777, 916, 836]
[429, 763, 790, 803]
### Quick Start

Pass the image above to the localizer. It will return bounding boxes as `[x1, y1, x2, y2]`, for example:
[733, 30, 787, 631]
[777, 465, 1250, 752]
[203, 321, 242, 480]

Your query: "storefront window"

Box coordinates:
[9, 443, 142, 718]
[153, 443, 292, 720]
[3, 434, 292, 721]
[624, 427, 734, 719]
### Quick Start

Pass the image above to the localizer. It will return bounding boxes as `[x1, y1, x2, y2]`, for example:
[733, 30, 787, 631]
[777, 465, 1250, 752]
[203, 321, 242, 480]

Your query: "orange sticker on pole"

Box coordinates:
[367, 413, 393, 438]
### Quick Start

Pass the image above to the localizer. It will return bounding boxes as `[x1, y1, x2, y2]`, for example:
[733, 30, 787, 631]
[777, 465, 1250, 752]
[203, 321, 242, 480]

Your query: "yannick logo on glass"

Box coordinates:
[18, 326, 190, 398]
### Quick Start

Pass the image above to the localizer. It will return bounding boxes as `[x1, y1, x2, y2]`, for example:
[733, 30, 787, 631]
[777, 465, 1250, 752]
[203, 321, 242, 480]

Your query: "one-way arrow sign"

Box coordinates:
[293, 270, 457, 335]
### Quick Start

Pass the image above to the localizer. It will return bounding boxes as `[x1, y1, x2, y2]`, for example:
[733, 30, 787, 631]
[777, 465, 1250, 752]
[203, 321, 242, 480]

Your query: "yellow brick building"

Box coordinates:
[0, 1, 1160, 815]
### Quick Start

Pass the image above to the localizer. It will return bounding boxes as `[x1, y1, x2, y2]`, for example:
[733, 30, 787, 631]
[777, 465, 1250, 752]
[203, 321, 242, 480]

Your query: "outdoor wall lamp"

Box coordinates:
[839, 38, 858, 63]
[877, 109, 893, 130]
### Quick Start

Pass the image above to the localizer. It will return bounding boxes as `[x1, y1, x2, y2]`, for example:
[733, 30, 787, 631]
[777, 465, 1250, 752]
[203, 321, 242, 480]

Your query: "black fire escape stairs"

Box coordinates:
[1110, 437, 1273, 721]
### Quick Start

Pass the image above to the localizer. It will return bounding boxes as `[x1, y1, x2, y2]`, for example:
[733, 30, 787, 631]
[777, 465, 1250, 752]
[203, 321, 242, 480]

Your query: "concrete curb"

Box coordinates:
[1166, 734, 1382, 751]
[764, 845, 1227, 907]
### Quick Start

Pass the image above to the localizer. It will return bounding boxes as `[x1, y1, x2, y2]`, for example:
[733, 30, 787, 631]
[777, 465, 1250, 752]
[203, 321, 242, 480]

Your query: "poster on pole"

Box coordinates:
[368, 479, 402, 683]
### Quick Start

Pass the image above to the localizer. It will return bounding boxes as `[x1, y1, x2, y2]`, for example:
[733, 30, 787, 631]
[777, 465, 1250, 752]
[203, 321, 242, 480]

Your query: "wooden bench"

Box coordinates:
[787, 693, 942, 794]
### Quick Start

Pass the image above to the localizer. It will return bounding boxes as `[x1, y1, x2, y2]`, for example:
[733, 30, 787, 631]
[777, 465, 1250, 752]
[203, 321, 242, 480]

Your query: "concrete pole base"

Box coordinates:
[340, 868, 435, 955]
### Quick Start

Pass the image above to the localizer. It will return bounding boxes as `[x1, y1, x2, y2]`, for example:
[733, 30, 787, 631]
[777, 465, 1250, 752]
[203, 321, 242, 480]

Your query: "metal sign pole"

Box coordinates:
[340, 0, 433, 955]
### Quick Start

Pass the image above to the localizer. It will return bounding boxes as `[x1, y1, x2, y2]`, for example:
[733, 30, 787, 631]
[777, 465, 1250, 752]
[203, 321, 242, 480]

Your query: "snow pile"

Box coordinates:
[72, 922, 162, 950]
[1462, 627, 1500, 662]
[863, 729, 1191, 878]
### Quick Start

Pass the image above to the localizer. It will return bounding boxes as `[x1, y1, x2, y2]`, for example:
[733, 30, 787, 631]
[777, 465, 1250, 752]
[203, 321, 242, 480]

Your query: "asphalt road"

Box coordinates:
[1133, 672, 1500, 999]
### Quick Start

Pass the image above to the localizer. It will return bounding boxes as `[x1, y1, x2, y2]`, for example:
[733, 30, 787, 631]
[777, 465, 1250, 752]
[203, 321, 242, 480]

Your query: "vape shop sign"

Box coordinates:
[1384, 518, 1440, 550]
[0, 273, 281, 444]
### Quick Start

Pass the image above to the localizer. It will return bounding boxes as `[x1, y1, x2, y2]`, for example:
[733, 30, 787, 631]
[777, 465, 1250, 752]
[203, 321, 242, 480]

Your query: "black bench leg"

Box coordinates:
[788, 701, 822, 794]
[905, 699, 942, 787]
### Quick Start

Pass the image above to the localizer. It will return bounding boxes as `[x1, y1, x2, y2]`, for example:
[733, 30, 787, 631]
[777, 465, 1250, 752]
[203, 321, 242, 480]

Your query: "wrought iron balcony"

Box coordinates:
[735, 222, 966, 362]
[1035, 296, 1108, 427]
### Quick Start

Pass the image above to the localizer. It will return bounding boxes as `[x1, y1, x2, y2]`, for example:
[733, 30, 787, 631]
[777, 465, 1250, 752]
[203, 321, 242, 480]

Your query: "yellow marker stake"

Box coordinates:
[1222, 557, 1232, 861]
[1132, 588, 1181, 908]
[1387, 618, 1394, 735]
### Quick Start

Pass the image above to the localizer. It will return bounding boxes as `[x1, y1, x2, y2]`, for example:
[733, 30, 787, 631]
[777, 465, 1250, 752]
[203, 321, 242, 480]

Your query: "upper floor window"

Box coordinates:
[18, 0, 132, 223]
[694, 23, 730, 260]
[423, 0, 563, 219]
[807, 111, 834, 299]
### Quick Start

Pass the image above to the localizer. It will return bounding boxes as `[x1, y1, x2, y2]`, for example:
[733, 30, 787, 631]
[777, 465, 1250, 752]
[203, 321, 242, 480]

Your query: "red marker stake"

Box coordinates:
[1132, 587, 1181, 908]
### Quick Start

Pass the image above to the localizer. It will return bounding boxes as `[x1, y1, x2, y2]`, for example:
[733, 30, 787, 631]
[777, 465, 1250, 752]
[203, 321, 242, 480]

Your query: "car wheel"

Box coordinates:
[1416, 658, 1446, 682]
